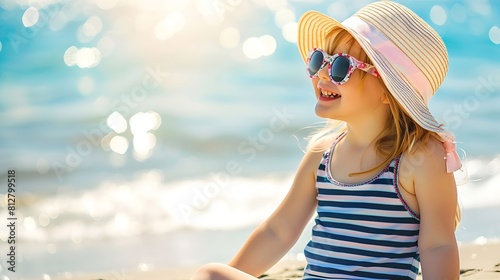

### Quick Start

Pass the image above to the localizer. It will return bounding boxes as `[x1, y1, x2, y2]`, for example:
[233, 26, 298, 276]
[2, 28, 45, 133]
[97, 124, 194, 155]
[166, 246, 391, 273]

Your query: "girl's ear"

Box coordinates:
[381, 93, 390, 104]
[377, 79, 390, 105]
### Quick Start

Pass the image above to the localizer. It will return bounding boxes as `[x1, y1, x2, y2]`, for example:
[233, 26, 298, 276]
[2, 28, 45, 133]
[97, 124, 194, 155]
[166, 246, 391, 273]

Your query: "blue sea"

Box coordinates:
[0, 0, 499, 279]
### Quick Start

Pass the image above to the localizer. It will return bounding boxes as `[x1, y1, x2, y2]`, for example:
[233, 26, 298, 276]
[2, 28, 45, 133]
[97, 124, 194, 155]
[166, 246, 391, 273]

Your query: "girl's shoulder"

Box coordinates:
[400, 137, 448, 179]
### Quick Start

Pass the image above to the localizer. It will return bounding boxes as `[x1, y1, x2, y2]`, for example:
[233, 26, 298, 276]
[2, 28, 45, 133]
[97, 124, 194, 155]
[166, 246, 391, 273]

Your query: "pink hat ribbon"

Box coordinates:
[341, 16, 434, 104]
[441, 132, 462, 173]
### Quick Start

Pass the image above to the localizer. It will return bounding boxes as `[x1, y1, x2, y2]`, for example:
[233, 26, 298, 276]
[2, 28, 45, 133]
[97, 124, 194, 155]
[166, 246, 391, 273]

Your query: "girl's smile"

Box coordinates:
[317, 85, 341, 101]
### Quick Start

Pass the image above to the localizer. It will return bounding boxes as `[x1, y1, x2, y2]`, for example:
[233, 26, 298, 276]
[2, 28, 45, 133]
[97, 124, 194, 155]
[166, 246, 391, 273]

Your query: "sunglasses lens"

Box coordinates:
[308, 51, 324, 76]
[331, 56, 350, 83]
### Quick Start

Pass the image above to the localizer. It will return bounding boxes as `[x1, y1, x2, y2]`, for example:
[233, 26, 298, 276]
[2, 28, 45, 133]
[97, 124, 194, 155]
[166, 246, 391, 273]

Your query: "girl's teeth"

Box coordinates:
[321, 90, 340, 98]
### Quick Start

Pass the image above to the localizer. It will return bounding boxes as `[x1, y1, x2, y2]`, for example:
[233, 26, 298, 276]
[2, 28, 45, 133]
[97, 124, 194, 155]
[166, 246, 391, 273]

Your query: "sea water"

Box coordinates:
[0, 0, 499, 278]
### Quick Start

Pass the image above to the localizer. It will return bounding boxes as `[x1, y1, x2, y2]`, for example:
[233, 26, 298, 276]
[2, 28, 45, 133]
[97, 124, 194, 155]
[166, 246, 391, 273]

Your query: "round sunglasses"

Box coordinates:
[306, 48, 380, 85]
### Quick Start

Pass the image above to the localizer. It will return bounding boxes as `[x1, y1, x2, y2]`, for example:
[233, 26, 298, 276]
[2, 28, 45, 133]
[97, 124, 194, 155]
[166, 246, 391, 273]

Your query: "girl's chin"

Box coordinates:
[315, 105, 340, 120]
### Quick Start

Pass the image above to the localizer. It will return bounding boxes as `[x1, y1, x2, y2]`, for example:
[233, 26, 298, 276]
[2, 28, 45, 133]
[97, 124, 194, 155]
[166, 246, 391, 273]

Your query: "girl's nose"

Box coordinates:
[317, 64, 330, 81]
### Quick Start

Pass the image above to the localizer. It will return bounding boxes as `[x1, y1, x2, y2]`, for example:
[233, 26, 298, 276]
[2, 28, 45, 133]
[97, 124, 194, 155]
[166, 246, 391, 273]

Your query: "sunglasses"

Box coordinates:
[306, 48, 380, 85]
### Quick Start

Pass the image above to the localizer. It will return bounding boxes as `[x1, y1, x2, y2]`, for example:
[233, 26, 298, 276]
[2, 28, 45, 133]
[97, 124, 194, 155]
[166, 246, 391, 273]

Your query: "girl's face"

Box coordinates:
[311, 38, 388, 123]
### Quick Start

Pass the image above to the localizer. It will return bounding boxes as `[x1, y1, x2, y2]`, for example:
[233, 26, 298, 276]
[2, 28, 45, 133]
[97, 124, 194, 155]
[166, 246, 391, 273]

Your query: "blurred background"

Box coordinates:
[0, 0, 499, 279]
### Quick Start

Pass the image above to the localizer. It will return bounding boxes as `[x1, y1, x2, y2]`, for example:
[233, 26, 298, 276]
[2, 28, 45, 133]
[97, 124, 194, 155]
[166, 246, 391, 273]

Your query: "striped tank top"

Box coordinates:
[304, 134, 421, 280]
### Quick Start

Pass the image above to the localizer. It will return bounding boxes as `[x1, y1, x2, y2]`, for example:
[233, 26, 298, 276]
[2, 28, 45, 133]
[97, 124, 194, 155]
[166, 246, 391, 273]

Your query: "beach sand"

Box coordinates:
[48, 243, 500, 280]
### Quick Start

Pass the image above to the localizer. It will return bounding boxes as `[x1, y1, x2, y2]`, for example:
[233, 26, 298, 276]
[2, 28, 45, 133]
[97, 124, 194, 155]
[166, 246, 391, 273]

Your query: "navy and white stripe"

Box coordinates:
[304, 134, 420, 280]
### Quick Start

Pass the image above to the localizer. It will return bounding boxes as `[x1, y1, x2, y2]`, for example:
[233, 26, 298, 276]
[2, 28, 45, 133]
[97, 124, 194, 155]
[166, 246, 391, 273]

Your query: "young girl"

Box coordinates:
[191, 1, 461, 279]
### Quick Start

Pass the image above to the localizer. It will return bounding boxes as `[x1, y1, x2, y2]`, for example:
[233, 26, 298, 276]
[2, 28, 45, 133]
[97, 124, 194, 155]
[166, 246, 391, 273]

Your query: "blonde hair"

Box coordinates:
[306, 27, 461, 228]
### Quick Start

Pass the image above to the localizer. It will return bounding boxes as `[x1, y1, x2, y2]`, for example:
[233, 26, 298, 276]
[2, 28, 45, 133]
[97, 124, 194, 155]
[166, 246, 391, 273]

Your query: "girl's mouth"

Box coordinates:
[320, 89, 342, 100]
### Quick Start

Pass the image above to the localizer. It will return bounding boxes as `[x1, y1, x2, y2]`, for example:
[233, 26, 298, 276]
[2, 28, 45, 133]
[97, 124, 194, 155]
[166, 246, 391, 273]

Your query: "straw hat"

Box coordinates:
[297, 1, 448, 133]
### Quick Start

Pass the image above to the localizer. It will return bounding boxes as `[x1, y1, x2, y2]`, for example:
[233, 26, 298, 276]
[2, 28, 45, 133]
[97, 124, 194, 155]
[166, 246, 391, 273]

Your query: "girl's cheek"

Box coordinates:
[311, 79, 320, 93]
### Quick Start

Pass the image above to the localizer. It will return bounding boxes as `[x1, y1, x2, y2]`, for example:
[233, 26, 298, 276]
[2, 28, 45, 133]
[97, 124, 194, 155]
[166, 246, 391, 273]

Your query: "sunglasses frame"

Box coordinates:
[306, 48, 380, 85]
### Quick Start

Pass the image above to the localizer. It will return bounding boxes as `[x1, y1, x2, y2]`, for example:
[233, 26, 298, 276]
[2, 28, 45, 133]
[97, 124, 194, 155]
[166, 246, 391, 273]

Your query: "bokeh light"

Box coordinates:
[22, 7, 39, 27]
[49, 11, 67, 31]
[64, 46, 101, 68]
[133, 132, 156, 155]
[107, 112, 127, 134]
[36, 158, 50, 174]
[282, 22, 298, 43]
[77, 16, 103, 43]
[274, 8, 295, 28]
[97, 36, 115, 57]
[430, 5, 447, 26]
[24, 217, 37, 231]
[328, 2, 349, 21]
[194, 0, 222, 25]
[242, 35, 277, 59]
[260, 35, 277, 56]
[450, 3, 467, 23]
[113, 213, 130, 229]
[468, 0, 491, 16]
[76, 47, 101, 68]
[46, 243, 57, 254]
[243, 37, 263, 59]
[63, 46, 79, 66]
[127, 111, 161, 160]
[38, 213, 51, 227]
[110, 135, 129, 154]
[489, 26, 500, 44]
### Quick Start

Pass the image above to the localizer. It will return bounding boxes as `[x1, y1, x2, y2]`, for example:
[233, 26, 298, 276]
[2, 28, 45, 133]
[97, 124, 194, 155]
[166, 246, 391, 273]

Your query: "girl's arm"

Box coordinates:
[227, 148, 322, 277]
[412, 140, 460, 279]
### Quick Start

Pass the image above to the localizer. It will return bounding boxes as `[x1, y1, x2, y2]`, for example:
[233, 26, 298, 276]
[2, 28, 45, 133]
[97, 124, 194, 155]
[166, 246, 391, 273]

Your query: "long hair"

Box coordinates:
[306, 27, 461, 227]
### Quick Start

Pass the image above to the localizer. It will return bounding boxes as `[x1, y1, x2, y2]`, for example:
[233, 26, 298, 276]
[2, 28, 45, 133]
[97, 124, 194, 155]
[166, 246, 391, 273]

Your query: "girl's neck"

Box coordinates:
[343, 117, 388, 151]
